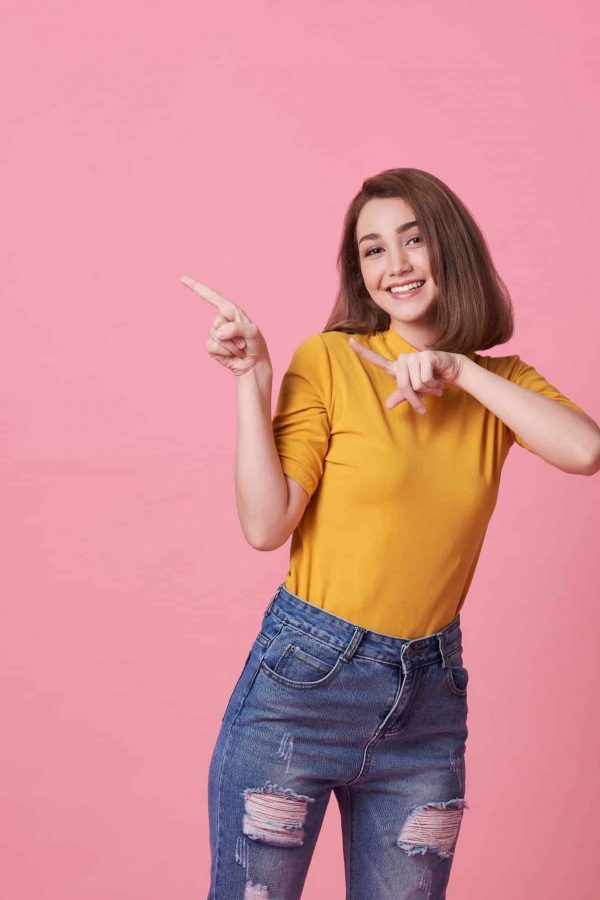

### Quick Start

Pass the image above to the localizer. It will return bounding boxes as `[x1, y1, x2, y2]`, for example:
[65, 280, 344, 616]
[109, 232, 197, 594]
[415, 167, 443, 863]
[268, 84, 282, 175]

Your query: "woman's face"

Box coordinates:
[356, 197, 439, 342]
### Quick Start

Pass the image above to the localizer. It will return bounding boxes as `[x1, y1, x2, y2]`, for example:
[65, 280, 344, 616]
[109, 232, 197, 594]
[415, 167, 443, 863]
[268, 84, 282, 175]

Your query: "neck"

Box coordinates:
[390, 320, 437, 352]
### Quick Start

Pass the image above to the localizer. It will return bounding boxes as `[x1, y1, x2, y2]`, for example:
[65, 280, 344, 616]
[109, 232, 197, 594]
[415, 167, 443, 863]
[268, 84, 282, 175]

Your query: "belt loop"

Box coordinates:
[265, 582, 283, 615]
[437, 631, 448, 669]
[341, 626, 366, 662]
[400, 640, 411, 676]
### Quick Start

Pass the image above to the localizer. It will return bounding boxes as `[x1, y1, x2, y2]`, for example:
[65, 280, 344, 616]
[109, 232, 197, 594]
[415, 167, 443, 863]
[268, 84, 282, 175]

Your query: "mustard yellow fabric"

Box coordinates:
[272, 325, 586, 639]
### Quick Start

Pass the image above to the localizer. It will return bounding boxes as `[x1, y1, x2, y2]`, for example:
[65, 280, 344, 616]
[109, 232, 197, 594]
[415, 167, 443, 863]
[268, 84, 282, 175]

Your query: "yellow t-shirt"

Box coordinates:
[272, 325, 586, 639]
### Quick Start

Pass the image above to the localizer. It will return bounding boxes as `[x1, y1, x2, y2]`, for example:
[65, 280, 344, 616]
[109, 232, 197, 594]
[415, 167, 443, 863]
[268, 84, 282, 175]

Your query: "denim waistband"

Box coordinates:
[264, 583, 463, 671]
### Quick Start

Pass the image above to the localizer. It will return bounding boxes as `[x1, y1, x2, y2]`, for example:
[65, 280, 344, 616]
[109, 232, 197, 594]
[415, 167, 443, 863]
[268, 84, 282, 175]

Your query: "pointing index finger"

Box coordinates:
[179, 273, 255, 325]
[348, 337, 394, 373]
[179, 275, 254, 325]
[179, 274, 229, 310]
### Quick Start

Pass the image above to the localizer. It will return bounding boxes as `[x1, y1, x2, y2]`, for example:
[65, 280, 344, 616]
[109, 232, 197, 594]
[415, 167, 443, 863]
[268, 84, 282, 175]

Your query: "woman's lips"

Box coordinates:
[387, 281, 425, 299]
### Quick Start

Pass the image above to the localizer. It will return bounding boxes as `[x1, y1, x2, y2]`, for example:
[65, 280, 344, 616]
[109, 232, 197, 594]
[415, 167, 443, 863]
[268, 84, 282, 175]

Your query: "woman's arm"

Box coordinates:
[455, 356, 600, 475]
[235, 362, 309, 549]
[178, 275, 308, 549]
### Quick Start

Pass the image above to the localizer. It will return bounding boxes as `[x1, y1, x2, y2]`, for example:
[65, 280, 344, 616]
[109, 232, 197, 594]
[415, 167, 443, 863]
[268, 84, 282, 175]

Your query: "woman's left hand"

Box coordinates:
[348, 337, 465, 414]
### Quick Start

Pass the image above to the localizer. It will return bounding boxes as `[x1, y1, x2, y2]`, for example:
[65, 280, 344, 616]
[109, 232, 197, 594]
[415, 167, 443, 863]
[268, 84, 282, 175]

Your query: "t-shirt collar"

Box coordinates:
[379, 324, 423, 355]
[378, 324, 478, 361]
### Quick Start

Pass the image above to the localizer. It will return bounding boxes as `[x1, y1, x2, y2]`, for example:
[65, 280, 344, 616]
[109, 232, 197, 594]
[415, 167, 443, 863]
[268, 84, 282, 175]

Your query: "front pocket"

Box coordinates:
[276, 644, 334, 679]
[260, 625, 345, 689]
[446, 660, 469, 697]
[443, 645, 469, 697]
[446, 664, 468, 696]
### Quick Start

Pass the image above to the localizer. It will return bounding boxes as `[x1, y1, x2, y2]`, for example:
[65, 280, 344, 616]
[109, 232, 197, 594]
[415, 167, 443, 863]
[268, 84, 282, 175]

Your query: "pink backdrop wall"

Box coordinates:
[2, 1, 599, 897]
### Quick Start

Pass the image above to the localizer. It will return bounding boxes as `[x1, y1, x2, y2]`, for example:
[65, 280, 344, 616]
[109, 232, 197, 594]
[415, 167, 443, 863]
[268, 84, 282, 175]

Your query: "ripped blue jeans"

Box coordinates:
[207, 583, 469, 899]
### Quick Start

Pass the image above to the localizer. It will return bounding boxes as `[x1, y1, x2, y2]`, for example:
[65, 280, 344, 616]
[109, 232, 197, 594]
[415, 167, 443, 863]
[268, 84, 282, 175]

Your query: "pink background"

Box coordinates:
[2, 2, 599, 897]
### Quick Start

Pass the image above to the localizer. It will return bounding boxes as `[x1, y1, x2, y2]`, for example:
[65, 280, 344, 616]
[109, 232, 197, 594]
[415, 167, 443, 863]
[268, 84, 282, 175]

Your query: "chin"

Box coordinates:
[390, 301, 436, 319]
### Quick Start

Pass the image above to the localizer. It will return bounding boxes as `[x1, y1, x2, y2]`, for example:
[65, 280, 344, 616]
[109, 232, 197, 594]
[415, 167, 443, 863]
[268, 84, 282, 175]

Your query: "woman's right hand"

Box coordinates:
[179, 275, 272, 378]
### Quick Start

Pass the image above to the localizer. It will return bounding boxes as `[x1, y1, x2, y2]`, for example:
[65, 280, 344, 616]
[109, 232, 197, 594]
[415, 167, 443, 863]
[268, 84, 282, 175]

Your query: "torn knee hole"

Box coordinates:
[242, 781, 315, 848]
[243, 879, 270, 899]
[397, 798, 468, 860]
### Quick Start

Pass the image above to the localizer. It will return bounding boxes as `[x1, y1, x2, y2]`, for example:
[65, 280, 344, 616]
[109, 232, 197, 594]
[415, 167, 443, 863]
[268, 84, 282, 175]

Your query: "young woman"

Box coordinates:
[181, 168, 600, 900]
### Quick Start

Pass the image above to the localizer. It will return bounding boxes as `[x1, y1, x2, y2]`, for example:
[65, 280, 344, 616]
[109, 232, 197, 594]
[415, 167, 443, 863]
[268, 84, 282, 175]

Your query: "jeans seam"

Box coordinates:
[212, 704, 232, 897]
[348, 786, 354, 900]
[213, 635, 278, 892]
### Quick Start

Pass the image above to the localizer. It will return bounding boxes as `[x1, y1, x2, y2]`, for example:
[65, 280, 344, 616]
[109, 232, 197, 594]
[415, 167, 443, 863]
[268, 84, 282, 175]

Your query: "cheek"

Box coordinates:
[361, 262, 384, 289]
[359, 268, 375, 291]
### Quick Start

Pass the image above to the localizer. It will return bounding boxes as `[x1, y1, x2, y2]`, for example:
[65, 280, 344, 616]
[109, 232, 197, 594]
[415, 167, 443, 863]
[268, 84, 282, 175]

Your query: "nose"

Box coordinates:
[386, 245, 413, 276]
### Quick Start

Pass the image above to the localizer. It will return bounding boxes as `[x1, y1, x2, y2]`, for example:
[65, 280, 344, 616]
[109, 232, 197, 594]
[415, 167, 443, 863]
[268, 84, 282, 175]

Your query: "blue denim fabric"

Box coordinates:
[208, 583, 469, 899]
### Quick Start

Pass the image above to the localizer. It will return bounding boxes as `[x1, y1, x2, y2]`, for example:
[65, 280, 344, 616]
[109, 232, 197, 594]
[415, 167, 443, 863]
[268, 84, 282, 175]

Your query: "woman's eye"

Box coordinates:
[365, 235, 422, 257]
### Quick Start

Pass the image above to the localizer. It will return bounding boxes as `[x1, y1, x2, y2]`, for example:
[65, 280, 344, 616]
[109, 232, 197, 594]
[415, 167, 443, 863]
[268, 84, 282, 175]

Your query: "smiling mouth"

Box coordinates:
[387, 280, 426, 297]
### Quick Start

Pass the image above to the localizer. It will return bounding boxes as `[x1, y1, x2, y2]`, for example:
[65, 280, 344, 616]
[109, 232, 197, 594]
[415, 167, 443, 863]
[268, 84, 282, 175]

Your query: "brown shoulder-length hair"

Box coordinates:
[322, 168, 514, 353]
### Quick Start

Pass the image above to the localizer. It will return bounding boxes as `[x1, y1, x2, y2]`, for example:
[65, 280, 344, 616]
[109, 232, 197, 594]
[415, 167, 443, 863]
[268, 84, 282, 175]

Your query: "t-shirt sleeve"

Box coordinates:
[505, 354, 587, 454]
[272, 334, 332, 500]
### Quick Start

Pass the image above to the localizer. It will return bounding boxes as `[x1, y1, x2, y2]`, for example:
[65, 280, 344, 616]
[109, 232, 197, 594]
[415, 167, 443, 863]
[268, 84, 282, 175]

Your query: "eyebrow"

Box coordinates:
[357, 220, 419, 247]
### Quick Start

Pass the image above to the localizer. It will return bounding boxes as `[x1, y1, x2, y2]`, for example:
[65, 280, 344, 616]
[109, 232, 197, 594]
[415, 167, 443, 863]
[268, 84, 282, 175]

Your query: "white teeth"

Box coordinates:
[390, 280, 424, 294]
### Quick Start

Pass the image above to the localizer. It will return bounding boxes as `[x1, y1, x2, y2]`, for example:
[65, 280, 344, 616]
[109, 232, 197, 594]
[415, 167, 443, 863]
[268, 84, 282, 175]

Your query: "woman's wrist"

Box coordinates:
[235, 360, 273, 388]
[453, 354, 477, 393]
